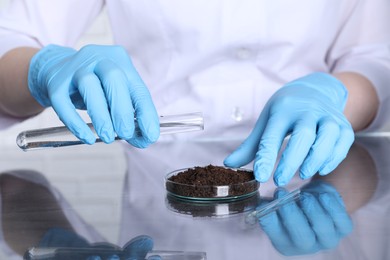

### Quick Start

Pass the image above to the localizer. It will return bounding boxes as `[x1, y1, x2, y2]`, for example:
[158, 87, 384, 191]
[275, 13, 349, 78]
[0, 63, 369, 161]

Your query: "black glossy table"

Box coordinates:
[0, 136, 388, 260]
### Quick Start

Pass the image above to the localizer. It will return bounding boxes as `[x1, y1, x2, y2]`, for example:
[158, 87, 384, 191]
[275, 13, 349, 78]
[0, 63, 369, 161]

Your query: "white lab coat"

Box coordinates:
[0, 0, 390, 135]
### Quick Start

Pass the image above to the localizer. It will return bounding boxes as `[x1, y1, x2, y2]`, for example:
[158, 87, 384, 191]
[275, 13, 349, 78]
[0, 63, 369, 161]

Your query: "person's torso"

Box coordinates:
[105, 0, 355, 139]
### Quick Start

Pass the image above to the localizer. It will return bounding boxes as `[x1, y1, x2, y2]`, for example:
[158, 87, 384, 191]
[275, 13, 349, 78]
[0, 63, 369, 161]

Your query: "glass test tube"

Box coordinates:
[16, 112, 204, 151]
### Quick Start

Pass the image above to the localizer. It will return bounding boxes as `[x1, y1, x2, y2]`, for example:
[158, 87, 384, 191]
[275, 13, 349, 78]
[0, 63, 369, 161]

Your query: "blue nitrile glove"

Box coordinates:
[224, 72, 355, 186]
[28, 44, 160, 148]
[258, 182, 353, 256]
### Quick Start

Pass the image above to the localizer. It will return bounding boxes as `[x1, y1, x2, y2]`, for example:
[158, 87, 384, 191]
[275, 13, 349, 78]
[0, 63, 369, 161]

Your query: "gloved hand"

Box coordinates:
[28, 44, 160, 148]
[258, 181, 353, 256]
[224, 72, 354, 186]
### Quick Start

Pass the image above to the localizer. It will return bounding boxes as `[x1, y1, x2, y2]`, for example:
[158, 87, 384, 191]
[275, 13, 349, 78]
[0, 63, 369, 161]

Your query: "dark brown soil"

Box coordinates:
[169, 165, 254, 185]
[166, 165, 259, 199]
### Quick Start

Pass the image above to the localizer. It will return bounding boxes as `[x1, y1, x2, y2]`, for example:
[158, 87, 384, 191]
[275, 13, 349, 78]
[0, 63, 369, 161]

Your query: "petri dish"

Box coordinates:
[165, 191, 261, 218]
[165, 166, 260, 201]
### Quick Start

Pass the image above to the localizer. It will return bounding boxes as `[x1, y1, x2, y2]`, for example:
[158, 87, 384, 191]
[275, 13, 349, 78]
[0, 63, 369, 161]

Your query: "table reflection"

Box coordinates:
[0, 137, 388, 260]
[257, 181, 353, 256]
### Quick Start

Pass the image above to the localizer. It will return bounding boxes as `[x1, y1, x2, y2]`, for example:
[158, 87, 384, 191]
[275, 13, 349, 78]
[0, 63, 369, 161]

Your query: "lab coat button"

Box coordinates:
[236, 48, 252, 60]
[231, 107, 244, 122]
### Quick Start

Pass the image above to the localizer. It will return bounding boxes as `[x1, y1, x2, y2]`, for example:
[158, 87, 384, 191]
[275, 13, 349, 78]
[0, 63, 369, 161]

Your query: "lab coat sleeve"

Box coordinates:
[327, 0, 390, 132]
[0, 0, 105, 128]
[0, 0, 105, 57]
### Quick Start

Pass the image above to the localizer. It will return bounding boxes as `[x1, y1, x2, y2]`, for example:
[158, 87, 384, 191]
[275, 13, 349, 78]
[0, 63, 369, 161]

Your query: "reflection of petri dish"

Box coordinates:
[166, 192, 261, 218]
[165, 166, 260, 201]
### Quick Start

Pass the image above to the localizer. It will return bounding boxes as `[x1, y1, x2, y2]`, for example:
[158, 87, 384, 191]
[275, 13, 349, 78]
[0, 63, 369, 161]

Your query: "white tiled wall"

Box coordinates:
[0, 1, 125, 257]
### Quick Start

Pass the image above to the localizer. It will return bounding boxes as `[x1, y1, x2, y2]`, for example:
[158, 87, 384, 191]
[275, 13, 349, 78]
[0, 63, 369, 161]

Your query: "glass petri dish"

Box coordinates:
[165, 191, 261, 218]
[165, 166, 260, 201]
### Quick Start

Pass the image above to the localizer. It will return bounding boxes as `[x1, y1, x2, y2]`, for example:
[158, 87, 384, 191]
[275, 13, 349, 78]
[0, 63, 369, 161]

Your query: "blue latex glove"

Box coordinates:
[224, 72, 355, 186]
[258, 181, 353, 256]
[28, 44, 160, 148]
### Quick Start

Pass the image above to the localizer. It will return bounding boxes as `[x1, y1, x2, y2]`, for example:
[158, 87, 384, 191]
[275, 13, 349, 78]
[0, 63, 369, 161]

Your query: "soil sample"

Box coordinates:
[165, 165, 259, 200]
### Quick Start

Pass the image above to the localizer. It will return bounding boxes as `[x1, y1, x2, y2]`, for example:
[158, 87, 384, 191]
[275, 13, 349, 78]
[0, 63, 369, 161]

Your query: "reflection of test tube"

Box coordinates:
[16, 112, 204, 151]
[245, 189, 301, 226]
[25, 247, 207, 260]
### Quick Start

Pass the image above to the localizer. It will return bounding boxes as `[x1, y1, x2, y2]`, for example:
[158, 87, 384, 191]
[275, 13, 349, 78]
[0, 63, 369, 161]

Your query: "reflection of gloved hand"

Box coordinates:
[258, 181, 353, 256]
[224, 72, 354, 186]
[28, 44, 160, 148]
[38, 227, 90, 248]
[36, 228, 158, 260]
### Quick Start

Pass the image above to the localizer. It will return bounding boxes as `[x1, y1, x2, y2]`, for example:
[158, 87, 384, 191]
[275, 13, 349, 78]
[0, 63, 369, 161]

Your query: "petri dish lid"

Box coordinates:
[165, 166, 260, 201]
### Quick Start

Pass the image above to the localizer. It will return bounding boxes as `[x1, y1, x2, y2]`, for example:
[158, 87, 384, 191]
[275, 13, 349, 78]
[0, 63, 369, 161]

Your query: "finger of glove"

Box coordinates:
[51, 93, 96, 144]
[258, 205, 293, 256]
[223, 138, 258, 170]
[251, 114, 290, 182]
[129, 85, 160, 145]
[299, 192, 339, 249]
[94, 60, 136, 140]
[74, 69, 115, 143]
[274, 189, 316, 251]
[126, 135, 154, 149]
[123, 58, 160, 145]
[318, 125, 354, 175]
[302, 181, 345, 206]
[86, 256, 103, 260]
[300, 118, 340, 179]
[274, 117, 317, 186]
[123, 235, 154, 259]
[318, 193, 353, 237]
[123, 120, 153, 148]
[224, 111, 270, 169]
[147, 256, 162, 260]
